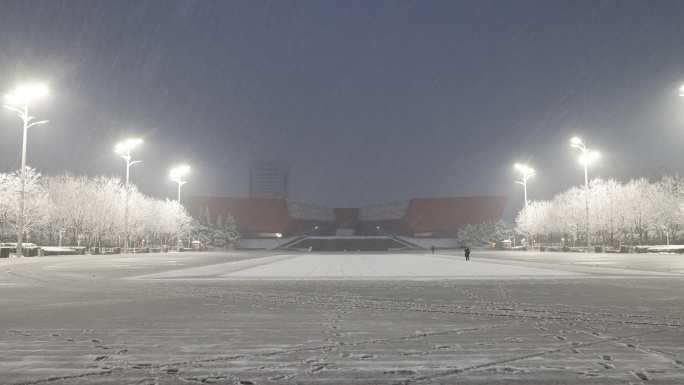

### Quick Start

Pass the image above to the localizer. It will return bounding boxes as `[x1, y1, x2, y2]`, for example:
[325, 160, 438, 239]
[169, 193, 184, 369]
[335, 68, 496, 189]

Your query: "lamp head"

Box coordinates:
[579, 150, 600, 166]
[570, 136, 584, 148]
[169, 164, 191, 182]
[514, 163, 535, 178]
[4, 82, 49, 106]
[114, 138, 143, 156]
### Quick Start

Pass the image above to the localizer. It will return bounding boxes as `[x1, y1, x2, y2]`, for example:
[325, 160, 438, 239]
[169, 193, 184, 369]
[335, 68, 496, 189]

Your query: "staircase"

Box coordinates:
[281, 236, 411, 252]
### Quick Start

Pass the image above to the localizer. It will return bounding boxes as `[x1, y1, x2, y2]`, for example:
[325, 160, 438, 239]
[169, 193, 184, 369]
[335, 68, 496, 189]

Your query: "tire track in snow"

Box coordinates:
[238, 291, 684, 329]
[393, 328, 668, 384]
[5, 325, 498, 385]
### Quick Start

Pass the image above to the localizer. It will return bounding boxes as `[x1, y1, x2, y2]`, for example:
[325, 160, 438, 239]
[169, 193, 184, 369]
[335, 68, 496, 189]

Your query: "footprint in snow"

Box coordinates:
[633, 371, 649, 381]
[269, 374, 295, 381]
[384, 369, 417, 375]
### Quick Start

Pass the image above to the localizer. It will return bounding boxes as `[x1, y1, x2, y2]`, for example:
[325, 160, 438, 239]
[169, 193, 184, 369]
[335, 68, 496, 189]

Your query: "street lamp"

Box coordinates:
[115, 138, 143, 253]
[115, 138, 143, 185]
[513, 163, 535, 208]
[169, 164, 190, 203]
[570, 136, 600, 250]
[3, 82, 49, 257]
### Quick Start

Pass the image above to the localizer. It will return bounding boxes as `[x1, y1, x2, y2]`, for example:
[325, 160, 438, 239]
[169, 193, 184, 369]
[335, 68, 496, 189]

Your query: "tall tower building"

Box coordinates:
[250, 161, 289, 199]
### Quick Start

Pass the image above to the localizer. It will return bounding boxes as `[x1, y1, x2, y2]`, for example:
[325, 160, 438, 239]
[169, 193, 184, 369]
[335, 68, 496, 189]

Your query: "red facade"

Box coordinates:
[186, 196, 506, 237]
[404, 197, 507, 234]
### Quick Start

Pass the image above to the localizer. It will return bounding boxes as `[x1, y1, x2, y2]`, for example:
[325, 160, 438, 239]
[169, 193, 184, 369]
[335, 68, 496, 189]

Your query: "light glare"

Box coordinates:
[4, 82, 49, 106]
[170, 164, 191, 182]
[514, 163, 535, 178]
[114, 138, 143, 155]
[579, 150, 600, 166]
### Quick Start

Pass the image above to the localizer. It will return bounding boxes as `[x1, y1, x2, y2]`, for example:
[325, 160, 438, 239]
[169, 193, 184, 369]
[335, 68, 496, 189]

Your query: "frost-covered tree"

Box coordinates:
[516, 176, 684, 247]
[44, 174, 93, 245]
[458, 220, 512, 247]
[0, 172, 14, 240]
[516, 200, 553, 244]
[88, 176, 125, 247]
[191, 210, 240, 249]
[0, 168, 52, 244]
[0, 170, 196, 248]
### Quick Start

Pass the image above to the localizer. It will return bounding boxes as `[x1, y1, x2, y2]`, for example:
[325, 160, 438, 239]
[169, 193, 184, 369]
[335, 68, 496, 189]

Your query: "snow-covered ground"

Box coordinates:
[134, 252, 665, 280]
[1, 250, 684, 384]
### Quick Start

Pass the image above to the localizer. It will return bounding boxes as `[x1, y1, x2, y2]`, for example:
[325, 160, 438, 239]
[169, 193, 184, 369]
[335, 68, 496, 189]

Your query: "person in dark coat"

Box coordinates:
[430, 245, 436, 254]
[464, 247, 471, 261]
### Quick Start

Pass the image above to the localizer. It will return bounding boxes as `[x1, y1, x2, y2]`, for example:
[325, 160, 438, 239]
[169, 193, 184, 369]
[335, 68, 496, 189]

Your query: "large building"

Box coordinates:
[249, 161, 289, 199]
[186, 196, 507, 238]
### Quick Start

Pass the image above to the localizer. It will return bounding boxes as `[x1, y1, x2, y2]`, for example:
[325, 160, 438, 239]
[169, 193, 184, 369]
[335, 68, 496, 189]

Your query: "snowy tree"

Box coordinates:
[0, 167, 204, 249]
[0, 172, 15, 240]
[516, 176, 684, 247]
[44, 175, 93, 245]
[458, 220, 512, 247]
[90, 176, 126, 247]
[515, 200, 554, 244]
[652, 177, 684, 244]
[1, 168, 52, 243]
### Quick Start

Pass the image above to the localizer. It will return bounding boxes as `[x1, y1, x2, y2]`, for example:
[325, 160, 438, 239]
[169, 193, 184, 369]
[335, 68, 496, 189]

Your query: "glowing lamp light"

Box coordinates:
[570, 136, 584, 149]
[169, 164, 191, 183]
[578, 150, 600, 166]
[513, 163, 536, 178]
[4, 82, 49, 106]
[679, 84, 684, 97]
[114, 138, 143, 156]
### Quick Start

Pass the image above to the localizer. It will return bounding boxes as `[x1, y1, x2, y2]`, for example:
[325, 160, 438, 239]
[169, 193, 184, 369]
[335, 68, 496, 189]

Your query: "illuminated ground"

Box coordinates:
[134, 252, 586, 280]
[1, 250, 684, 384]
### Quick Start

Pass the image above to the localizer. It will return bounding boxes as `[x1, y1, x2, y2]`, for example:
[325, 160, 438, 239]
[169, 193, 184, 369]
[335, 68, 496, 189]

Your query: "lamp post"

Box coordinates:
[570, 137, 600, 250]
[3, 82, 49, 257]
[115, 138, 143, 253]
[169, 164, 190, 203]
[513, 163, 535, 208]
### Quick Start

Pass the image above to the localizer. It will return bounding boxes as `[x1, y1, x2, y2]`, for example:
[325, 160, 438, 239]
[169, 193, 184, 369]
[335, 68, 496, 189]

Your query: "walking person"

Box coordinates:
[431, 245, 435, 254]
[465, 247, 471, 261]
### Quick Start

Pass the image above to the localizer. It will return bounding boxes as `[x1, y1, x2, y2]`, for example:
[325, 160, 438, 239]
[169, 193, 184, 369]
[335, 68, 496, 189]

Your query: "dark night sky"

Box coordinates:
[2, 0, 684, 215]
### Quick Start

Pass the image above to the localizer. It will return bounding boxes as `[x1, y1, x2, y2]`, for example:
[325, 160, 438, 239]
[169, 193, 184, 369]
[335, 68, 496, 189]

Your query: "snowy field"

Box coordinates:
[134, 252, 673, 280]
[1, 250, 684, 384]
[134, 252, 583, 280]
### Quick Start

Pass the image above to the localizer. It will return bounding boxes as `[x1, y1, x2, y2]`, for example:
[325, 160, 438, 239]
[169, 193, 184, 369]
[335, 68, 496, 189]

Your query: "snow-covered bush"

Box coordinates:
[192, 213, 240, 248]
[457, 220, 513, 247]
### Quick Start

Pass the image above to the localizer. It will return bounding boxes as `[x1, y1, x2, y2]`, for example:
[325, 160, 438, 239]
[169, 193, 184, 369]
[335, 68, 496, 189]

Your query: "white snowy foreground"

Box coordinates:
[135, 252, 672, 280]
[1, 250, 684, 384]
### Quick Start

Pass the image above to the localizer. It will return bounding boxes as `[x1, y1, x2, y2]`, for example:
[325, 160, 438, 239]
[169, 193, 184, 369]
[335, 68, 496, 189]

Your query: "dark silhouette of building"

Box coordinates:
[249, 161, 289, 199]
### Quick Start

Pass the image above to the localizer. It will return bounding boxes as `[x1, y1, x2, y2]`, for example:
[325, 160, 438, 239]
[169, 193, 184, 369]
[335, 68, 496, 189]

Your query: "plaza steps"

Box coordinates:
[281, 236, 411, 252]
